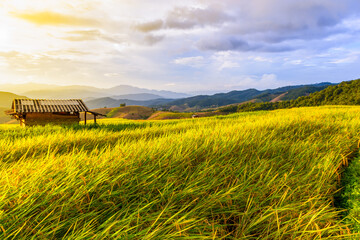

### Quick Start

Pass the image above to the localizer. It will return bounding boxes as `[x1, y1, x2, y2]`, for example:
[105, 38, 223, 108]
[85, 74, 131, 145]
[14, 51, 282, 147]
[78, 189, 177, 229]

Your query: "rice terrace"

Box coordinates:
[2, 0, 360, 239]
[0, 104, 360, 239]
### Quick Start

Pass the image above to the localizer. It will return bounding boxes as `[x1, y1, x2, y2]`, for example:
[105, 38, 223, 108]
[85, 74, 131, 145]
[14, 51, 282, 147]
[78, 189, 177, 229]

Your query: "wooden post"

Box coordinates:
[94, 114, 97, 124]
[84, 111, 87, 125]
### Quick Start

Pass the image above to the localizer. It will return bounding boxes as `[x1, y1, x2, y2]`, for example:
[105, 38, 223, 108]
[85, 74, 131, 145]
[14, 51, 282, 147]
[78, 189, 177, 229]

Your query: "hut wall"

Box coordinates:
[24, 113, 80, 126]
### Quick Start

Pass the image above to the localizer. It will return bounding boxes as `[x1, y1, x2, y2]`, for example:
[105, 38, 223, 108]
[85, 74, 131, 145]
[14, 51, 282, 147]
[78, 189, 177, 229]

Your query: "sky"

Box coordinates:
[0, 0, 360, 93]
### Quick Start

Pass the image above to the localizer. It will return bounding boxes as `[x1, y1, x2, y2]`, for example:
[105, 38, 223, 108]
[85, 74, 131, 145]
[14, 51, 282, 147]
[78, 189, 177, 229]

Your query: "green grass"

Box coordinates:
[338, 153, 360, 233]
[1, 106, 360, 239]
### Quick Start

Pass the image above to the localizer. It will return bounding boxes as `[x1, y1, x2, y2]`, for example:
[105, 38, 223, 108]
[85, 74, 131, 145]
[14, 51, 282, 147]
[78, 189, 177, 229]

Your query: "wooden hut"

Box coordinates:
[8, 99, 102, 126]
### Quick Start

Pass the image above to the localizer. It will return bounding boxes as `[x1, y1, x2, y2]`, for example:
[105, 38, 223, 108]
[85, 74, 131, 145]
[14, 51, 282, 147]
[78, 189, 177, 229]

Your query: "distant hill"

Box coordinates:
[252, 84, 332, 102]
[106, 106, 154, 120]
[0, 83, 190, 99]
[0, 91, 27, 108]
[166, 88, 261, 110]
[0, 92, 28, 123]
[111, 93, 163, 101]
[85, 97, 173, 109]
[236, 79, 360, 112]
[162, 82, 334, 110]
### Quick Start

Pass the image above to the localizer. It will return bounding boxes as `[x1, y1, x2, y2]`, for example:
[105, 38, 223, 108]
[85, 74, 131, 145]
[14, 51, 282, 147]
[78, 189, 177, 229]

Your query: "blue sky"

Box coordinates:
[0, 0, 359, 93]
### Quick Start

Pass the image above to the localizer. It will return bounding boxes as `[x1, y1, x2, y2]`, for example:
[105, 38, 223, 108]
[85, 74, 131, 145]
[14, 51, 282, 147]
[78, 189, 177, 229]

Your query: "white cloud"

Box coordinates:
[289, 60, 303, 65]
[173, 56, 205, 67]
[224, 74, 282, 90]
[219, 61, 240, 70]
[248, 56, 273, 62]
[329, 55, 358, 64]
[104, 73, 121, 77]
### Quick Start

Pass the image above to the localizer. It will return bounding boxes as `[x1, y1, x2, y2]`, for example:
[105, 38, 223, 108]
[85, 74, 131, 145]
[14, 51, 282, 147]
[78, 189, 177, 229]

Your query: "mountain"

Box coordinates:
[106, 85, 189, 99]
[0, 83, 190, 99]
[252, 83, 333, 102]
[236, 79, 360, 112]
[162, 82, 334, 110]
[111, 93, 163, 101]
[0, 91, 27, 108]
[85, 97, 173, 109]
[0, 91, 28, 124]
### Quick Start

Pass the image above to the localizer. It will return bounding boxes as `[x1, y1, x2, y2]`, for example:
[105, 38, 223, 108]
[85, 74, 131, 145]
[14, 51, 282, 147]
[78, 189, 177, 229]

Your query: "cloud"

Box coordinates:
[133, 5, 232, 32]
[143, 34, 165, 45]
[329, 55, 358, 64]
[248, 56, 273, 63]
[198, 37, 295, 52]
[225, 74, 283, 90]
[198, 37, 251, 51]
[62, 30, 123, 43]
[165, 6, 231, 29]
[137, 0, 360, 53]
[13, 11, 98, 26]
[219, 61, 240, 70]
[135, 20, 163, 32]
[173, 56, 206, 67]
[104, 73, 121, 77]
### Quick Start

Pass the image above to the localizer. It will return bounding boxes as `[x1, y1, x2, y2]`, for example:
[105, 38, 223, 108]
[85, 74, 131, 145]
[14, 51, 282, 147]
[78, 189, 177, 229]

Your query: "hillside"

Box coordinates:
[237, 78, 360, 112]
[106, 106, 154, 119]
[0, 91, 27, 108]
[163, 82, 333, 110]
[167, 88, 262, 110]
[0, 106, 359, 238]
[85, 97, 173, 109]
[0, 92, 27, 124]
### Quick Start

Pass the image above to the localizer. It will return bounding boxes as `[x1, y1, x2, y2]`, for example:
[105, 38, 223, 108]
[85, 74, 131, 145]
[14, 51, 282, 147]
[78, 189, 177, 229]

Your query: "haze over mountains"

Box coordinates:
[0, 83, 190, 100]
[0, 82, 336, 112]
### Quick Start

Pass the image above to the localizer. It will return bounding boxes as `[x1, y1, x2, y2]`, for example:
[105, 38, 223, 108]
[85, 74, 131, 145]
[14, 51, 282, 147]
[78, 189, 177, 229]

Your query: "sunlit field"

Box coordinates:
[1, 106, 360, 239]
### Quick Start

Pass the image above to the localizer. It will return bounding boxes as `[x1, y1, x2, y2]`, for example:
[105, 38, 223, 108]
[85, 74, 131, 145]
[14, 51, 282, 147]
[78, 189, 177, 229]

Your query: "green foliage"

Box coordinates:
[338, 154, 360, 233]
[237, 79, 360, 112]
[164, 83, 333, 110]
[0, 106, 360, 238]
[251, 92, 280, 102]
[217, 104, 238, 113]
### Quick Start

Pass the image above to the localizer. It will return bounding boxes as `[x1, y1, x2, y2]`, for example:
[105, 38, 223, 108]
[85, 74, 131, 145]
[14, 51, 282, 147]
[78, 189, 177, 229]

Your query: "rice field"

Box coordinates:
[1, 106, 360, 239]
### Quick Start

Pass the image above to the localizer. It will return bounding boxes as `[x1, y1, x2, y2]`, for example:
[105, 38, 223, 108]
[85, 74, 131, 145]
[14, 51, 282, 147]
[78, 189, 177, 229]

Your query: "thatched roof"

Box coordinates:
[10, 99, 89, 114]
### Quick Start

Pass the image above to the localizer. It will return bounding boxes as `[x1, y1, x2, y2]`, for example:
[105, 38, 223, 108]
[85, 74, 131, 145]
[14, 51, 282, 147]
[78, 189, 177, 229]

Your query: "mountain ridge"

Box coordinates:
[160, 82, 334, 111]
[236, 79, 360, 112]
[0, 83, 190, 99]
